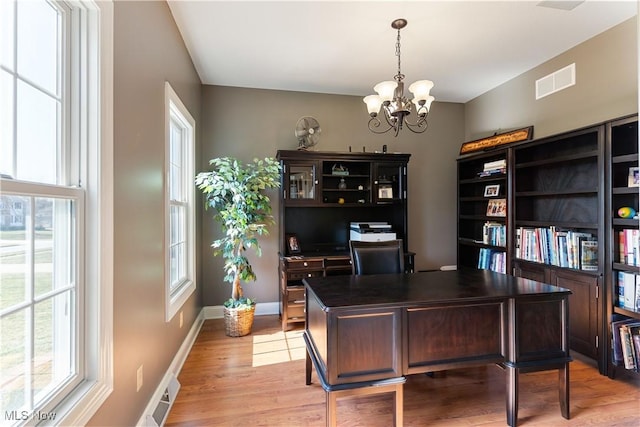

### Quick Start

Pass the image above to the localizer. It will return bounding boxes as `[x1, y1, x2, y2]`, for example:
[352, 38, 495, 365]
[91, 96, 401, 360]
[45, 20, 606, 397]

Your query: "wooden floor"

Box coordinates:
[166, 315, 640, 427]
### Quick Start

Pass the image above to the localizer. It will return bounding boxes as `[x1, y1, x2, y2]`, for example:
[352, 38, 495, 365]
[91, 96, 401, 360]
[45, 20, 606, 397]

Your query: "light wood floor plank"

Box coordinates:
[166, 316, 640, 426]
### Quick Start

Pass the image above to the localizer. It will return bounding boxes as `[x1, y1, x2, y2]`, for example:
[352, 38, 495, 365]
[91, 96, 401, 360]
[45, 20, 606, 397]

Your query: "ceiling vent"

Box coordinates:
[536, 63, 575, 100]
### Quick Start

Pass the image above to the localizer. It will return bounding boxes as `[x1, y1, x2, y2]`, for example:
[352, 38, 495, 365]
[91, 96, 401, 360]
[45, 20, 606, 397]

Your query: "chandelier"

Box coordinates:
[363, 18, 435, 137]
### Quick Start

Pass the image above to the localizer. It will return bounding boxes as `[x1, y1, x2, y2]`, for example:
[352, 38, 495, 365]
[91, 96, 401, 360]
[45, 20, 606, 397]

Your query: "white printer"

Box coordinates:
[349, 222, 396, 242]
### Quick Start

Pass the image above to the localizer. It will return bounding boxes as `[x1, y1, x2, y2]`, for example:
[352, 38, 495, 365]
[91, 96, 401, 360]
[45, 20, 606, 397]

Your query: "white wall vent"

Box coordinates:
[535, 63, 576, 100]
[144, 374, 180, 427]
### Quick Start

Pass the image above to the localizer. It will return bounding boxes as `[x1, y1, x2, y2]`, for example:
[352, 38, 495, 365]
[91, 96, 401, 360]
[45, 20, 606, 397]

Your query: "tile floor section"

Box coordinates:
[252, 328, 306, 367]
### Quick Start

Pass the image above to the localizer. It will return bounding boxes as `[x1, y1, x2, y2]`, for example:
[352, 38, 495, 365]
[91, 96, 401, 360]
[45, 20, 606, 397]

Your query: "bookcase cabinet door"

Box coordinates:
[550, 269, 600, 360]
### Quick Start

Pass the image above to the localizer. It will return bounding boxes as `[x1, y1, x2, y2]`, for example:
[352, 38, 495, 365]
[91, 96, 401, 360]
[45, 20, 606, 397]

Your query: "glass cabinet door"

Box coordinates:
[373, 163, 405, 203]
[286, 162, 317, 201]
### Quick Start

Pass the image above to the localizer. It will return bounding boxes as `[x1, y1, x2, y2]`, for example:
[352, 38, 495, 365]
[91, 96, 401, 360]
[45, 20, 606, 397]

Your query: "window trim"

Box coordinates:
[164, 82, 196, 322]
[49, 0, 114, 424]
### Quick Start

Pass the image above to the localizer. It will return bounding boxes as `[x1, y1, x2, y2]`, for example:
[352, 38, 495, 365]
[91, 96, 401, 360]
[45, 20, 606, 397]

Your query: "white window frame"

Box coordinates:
[0, 0, 114, 425]
[164, 82, 196, 321]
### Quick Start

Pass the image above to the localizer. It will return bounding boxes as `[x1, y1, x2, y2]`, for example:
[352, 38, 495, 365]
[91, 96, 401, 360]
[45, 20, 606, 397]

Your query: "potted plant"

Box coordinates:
[196, 157, 281, 336]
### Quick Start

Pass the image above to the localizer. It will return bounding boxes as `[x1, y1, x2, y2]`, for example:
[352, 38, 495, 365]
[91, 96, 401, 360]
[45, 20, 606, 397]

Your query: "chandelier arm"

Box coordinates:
[402, 115, 430, 134]
[367, 116, 394, 134]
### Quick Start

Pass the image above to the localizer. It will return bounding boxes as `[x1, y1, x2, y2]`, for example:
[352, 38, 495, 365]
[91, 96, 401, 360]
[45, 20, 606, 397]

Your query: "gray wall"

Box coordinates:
[87, 2, 202, 426]
[465, 17, 638, 141]
[200, 86, 465, 306]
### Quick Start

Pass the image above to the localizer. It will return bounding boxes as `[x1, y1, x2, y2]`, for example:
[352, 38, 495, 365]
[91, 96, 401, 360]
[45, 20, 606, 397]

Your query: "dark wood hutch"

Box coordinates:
[276, 150, 413, 330]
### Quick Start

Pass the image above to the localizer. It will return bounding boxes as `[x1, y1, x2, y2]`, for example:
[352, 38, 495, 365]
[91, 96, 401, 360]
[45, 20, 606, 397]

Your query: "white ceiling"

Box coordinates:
[167, 1, 637, 103]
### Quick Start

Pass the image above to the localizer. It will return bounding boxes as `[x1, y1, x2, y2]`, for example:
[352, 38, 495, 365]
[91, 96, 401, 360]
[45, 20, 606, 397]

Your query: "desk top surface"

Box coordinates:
[303, 269, 571, 310]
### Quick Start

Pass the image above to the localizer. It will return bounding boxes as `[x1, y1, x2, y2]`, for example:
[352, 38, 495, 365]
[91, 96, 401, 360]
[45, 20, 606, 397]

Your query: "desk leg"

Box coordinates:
[306, 349, 312, 385]
[394, 383, 404, 427]
[326, 391, 337, 427]
[559, 363, 570, 419]
[506, 366, 518, 427]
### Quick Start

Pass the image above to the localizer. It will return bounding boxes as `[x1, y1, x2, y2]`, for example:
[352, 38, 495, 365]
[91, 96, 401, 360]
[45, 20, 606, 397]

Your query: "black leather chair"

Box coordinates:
[349, 239, 404, 275]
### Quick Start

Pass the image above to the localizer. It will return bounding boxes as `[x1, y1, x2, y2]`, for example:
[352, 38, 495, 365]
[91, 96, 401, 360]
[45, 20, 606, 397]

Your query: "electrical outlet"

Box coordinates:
[137, 365, 143, 392]
[179, 311, 184, 328]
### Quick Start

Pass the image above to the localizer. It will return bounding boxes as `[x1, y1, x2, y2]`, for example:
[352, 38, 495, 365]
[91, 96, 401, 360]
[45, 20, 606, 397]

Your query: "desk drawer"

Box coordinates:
[287, 287, 305, 303]
[288, 270, 323, 281]
[285, 259, 324, 270]
[286, 304, 305, 320]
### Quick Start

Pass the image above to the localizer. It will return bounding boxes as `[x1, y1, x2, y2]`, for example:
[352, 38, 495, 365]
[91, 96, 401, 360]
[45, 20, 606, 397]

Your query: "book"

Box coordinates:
[620, 322, 640, 369]
[580, 240, 598, 271]
[632, 327, 640, 372]
[623, 272, 637, 310]
[483, 159, 506, 171]
[617, 271, 626, 308]
[611, 318, 637, 366]
[636, 274, 640, 312]
[628, 323, 640, 371]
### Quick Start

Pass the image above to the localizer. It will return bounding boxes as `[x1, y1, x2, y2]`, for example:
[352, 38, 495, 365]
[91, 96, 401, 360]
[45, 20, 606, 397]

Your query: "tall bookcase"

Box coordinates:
[606, 115, 639, 378]
[457, 150, 510, 273]
[457, 114, 639, 376]
[512, 125, 605, 367]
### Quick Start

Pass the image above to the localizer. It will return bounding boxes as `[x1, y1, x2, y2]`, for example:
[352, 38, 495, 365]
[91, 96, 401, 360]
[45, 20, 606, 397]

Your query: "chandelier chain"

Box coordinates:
[395, 28, 403, 80]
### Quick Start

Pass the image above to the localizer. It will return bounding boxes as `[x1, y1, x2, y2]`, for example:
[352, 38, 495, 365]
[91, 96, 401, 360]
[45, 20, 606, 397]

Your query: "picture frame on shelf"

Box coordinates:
[628, 166, 639, 187]
[484, 184, 500, 197]
[286, 233, 301, 255]
[486, 198, 506, 217]
[378, 185, 393, 199]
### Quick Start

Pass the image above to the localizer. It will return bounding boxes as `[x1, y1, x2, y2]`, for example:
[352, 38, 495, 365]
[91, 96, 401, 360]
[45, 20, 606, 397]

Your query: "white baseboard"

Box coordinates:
[202, 301, 279, 319]
[136, 309, 204, 427]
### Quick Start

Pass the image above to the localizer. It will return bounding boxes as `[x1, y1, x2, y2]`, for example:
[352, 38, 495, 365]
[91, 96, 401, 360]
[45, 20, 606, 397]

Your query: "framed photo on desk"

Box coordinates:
[286, 234, 301, 255]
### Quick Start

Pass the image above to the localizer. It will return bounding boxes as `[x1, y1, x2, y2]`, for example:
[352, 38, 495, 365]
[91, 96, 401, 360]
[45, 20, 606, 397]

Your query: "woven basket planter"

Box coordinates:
[223, 304, 256, 337]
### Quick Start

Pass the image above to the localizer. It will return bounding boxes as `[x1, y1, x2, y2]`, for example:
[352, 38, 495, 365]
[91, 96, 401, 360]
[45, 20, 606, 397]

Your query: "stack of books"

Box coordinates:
[477, 248, 506, 273]
[483, 221, 506, 246]
[478, 159, 506, 177]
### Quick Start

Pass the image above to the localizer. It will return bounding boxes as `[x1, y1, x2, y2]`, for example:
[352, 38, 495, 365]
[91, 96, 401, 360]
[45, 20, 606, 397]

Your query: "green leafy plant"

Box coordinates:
[196, 157, 281, 309]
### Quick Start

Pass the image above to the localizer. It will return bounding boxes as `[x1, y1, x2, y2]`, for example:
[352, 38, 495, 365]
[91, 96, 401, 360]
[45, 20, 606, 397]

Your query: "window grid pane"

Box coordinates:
[16, 0, 60, 96]
[169, 117, 184, 202]
[3, 0, 63, 184]
[0, 0, 15, 71]
[0, 196, 30, 311]
[169, 204, 186, 291]
[0, 193, 78, 414]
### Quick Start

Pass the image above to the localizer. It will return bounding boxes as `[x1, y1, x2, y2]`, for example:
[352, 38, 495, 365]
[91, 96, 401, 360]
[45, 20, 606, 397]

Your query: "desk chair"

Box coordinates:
[349, 239, 404, 275]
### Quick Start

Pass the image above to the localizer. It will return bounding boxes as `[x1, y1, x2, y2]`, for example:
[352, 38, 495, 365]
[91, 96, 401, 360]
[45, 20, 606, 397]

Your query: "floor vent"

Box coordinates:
[145, 374, 180, 427]
[536, 63, 575, 100]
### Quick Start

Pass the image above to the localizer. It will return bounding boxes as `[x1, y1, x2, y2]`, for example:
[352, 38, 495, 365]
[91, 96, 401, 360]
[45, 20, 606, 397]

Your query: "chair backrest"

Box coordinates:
[349, 239, 404, 275]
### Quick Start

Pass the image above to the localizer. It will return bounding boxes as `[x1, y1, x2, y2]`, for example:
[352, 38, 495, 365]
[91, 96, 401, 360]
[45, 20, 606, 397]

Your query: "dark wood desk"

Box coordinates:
[303, 269, 572, 427]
